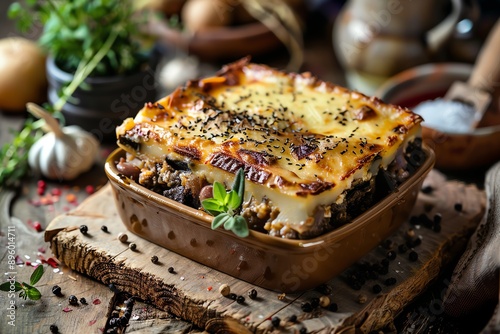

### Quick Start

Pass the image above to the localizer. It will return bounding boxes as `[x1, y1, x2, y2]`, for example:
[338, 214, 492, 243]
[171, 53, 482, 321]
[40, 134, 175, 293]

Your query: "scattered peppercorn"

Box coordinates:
[79, 297, 87, 304]
[357, 294, 367, 304]
[319, 295, 331, 308]
[409, 251, 419, 262]
[120, 316, 128, 326]
[124, 311, 131, 319]
[219, 284, 230, 297]
[248, 288, 257, 300]
[310, 297, 320, 308]
[151, 255, 159, 264]
[111, 311, 119, 318]
[50, 324, 58, 333]
[328, 302, 338, 312]
[236, 295, 245, 304]
[384, 277, 397, 286]
[79, 225, 88, 235]
[386, 250, 397, 261]
[128, 243, 137, 251]
[101, 225, 108, 233]
[167, 267, 175, 274]
[52, 285, 62, 296]
[398, 244, 408, 254]
[118, 232, 128, 243]
[433, 224, 442, 233]
[382, 239, 394, 250]
[421, 185, 434, 194]
[372, 284, 382, 294]
[301, 301, 312, 312]
[454, 203, 463, 212]
[229, 293, 237, 300]
[289, 314, 297, 323]
[433, 214, 442, 224]
[300, 327, 308, 334]
[271, 316, 280, 327]
[68, 295, 78, 305]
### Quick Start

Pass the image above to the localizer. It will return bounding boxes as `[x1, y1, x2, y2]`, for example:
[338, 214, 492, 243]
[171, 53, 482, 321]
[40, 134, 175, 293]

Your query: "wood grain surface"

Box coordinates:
[43, 169, 486, 333]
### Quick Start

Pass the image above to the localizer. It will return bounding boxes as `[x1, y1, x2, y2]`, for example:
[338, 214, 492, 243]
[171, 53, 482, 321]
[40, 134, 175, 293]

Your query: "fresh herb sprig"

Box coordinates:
[202, 169, 249, 238]
[0, 265, 44, 300]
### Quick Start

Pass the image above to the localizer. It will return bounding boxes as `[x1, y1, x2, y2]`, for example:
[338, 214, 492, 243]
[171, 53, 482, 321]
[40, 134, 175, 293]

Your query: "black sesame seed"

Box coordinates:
[289, 314, 297, 323]
[79, 297, 87, 304]
[236, 295, 245, 304]
[310, 297, 320, 309]
[229, 293, 237, 300]
[386, 250, 397, 261]
[301, 301, 313, 312]
[328, 302, 338, 312]
[52, 285, 62, 296]
[271, 316, 280, 327]
[79, 225, 88, 235]
[168, 267, 175, 274]
[409, 251, 419, 262]
[50, 324, 58, 333]
[454, 203, 463, 212]
[101, 225, 108, 233]
[384, 277, 397, 286]
[372, 284, 382, 294]
[151, 255, 159, 264]
[68, 295, 78, 305]
[248, 289, 257, 300]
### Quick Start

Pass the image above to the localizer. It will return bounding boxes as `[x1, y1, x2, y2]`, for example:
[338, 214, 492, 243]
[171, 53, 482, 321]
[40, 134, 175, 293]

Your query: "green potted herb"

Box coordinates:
[8, 0, 159, 141]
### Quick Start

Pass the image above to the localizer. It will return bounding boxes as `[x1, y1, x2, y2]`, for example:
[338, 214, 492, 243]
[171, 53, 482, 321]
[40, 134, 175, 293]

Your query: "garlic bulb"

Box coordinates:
[27, 103, 99, 181]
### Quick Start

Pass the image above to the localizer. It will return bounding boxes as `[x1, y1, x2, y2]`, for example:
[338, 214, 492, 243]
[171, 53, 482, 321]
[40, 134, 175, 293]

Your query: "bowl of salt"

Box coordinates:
[376, 62, 500, 171]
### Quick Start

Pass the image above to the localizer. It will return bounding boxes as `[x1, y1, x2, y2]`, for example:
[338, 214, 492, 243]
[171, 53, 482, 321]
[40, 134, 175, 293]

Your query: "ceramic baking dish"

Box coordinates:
[105, 146, 435, 292]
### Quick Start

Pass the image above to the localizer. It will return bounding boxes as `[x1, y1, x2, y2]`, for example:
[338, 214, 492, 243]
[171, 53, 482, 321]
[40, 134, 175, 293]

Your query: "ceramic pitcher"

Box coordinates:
[333, 0, 463, 94]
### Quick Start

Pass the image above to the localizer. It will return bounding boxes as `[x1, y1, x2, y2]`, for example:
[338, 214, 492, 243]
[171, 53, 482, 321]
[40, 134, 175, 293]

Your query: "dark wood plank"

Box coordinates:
[42, 170, 485, 333]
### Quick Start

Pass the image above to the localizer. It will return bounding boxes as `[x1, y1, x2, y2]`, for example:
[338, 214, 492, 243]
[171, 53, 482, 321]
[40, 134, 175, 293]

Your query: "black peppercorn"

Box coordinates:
[111, 311, 119, 318]
[398, 244, 408, 254]
[433, 214, 442, 224]
[301, 301, 312, 312]
[168, 267, 175, 274]
[271, 316, 280, 327]
[433, 224, 442, 233]
[328, 302, 338, 312]
[79, 225, 88, 235]
[229, 293, 237, 300]
[151, 255, 159, 264]
[52, 285, 62, 296]
[421, 185, 434, 194]
[372, 284, 382, 294]
[381, 258, 390, 267]
[236, 295, 245, 304]
[101, 225, 108, 233]
[300, 327, 308, 334]
[120, 316, 128, 326]
[384, 277, 397, 286]
[79, 297, 87, 304]
[409, 251, 419, 262]
[50, 324, 58, 333]
[128, 243, 137, 251]
[289, 314, 297, 323]
[124, 311, 131, 319]
[386, 250, 397, 261]
[109, 317, 118, 327]
[248, 288, 257, 300]
[68, 295, 78, 305]
[310, 297, 320, 309]
[454, 203, 463, 212]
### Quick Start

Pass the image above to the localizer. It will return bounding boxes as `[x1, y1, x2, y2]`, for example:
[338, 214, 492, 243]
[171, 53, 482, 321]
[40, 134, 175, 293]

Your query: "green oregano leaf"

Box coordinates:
[232, 215, 250, 238]
[26, 287, 42, 300]
[201, 198, 224, 215]
[223, 216, 236, 230]
[30, 265, 44, 286]
[212, 213, 231, 230]
[232, 168, 245, 200]
[227, 190, 241, 211]
[212, 182, 227, 202]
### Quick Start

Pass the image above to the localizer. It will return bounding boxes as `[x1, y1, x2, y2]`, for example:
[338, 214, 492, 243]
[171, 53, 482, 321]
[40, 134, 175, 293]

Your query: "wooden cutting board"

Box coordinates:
[44, 170, 485, 333]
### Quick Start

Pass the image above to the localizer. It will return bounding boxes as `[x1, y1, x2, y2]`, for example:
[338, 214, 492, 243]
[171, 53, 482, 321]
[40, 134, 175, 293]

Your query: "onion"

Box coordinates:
[0, 37, 47, 112]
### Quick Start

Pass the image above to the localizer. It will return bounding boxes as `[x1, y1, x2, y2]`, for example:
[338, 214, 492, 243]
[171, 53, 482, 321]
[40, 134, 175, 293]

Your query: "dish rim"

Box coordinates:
[105, 145, 435, 253]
